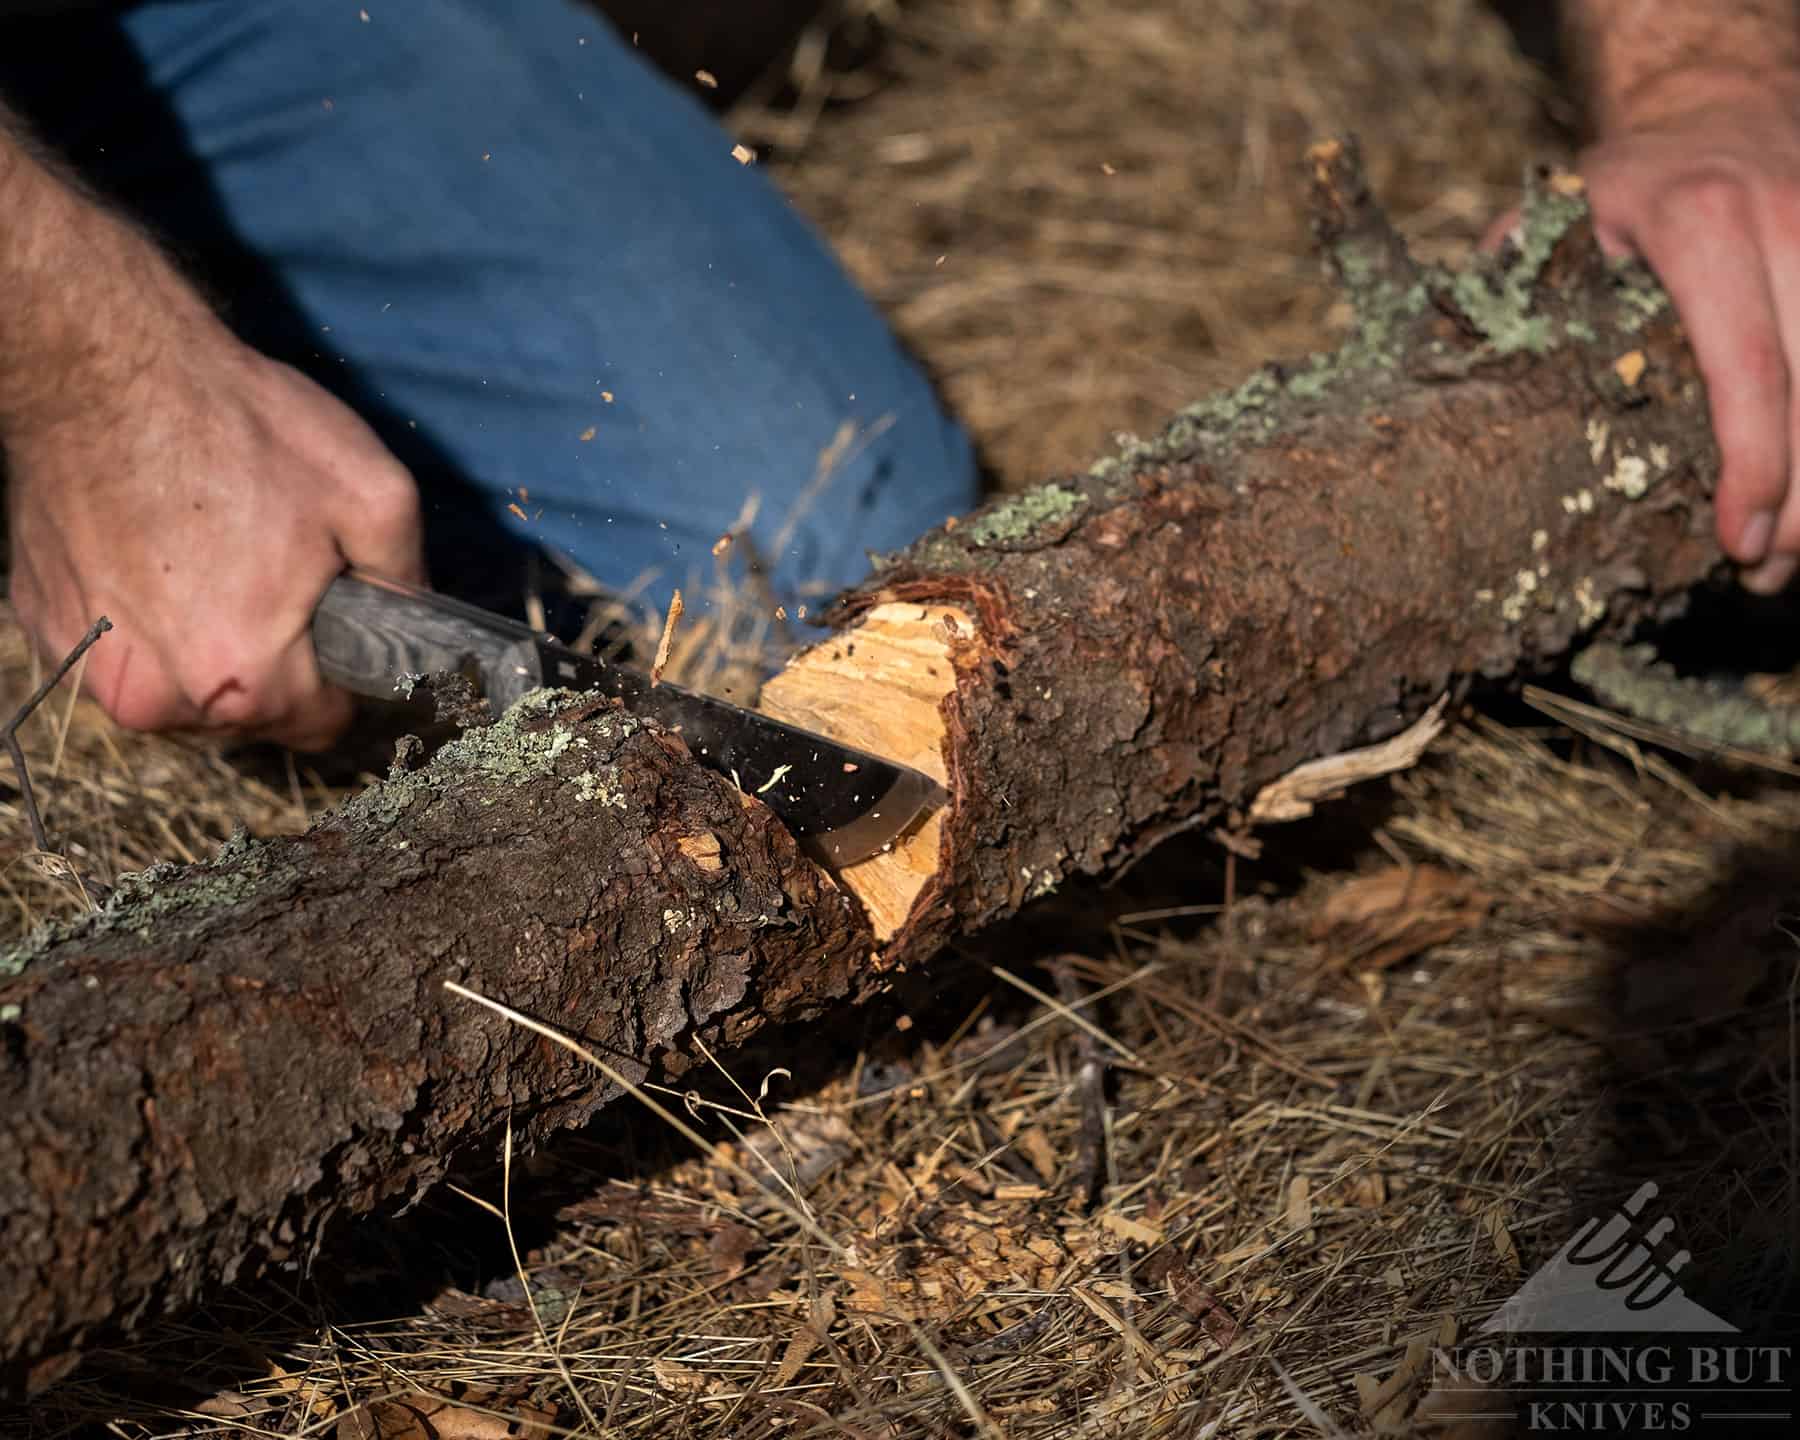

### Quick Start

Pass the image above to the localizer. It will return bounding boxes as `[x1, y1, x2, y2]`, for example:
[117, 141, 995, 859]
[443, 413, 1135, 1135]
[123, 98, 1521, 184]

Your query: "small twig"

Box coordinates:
[1052, 957, 1111, 1211]
[4, 616, 111, 855]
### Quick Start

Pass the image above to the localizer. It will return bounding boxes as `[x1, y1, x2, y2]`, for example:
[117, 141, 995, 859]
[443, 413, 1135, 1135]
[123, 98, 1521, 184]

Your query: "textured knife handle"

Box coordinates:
[311, 572, 530, 701]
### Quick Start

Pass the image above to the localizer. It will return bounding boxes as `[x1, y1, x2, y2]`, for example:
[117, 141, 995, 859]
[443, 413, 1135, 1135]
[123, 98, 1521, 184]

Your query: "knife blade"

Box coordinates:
[309, 571, 943, 865]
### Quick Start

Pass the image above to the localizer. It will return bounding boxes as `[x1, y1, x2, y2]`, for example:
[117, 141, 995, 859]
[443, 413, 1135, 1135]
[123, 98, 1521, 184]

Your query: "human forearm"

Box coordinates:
[1, 101, 424, 747]
[1563, 0, 1800, 132]
[0, 105, 216, 440]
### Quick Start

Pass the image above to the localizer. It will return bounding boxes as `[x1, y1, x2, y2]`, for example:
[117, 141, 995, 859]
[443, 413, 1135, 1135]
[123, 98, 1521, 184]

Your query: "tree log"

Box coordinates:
[0, 142, 1726, 1394]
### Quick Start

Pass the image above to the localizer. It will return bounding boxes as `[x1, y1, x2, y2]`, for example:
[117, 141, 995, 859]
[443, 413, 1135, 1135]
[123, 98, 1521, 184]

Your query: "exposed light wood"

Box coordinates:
[758, 602, 971, 939]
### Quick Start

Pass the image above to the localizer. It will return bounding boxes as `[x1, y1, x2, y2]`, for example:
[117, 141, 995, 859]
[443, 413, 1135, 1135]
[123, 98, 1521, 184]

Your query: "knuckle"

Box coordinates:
[177, 641, 278, 731]
[1667, 170, 1750, 225]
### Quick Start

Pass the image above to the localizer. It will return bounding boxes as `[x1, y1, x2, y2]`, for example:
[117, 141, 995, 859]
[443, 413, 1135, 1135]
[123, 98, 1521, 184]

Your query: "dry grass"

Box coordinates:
[8, 3, 1799, 1437]
[744, 0, 1566, 488]
[0, 620, 319, 939]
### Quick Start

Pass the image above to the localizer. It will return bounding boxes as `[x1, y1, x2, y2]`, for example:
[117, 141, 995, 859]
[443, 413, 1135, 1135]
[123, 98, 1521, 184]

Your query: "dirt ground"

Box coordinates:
[6, 3, 1799, 1437]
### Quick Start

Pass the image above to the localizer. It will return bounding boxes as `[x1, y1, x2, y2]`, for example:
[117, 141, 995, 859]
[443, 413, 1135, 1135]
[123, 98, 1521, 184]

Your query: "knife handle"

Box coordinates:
[311, 571, 535, 702]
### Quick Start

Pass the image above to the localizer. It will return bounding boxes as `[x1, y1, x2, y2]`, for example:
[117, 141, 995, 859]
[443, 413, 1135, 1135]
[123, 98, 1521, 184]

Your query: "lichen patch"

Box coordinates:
[1500, 568, 1540, 623]
[1573, 577, 1605, 629]
[1603, 452, 1651, 500]
[1586, 418, 1609, 467]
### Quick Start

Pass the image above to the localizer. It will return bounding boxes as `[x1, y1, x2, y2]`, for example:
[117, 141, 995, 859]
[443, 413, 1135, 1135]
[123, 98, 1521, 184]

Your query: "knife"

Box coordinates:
[310, 570, 943, 865]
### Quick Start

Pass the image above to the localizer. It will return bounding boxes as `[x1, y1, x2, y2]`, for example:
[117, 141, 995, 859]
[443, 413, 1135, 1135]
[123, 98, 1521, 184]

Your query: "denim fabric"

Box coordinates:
[1, 0, 977, 618]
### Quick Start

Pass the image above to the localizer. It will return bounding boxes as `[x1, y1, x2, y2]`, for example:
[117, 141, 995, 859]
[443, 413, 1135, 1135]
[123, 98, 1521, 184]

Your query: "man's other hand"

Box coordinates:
[6, 309, 424, 751]
[1574, 71, 1800, 593]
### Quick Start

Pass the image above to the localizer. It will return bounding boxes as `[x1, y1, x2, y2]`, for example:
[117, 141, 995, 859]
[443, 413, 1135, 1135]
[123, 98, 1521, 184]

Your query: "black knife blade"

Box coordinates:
[310, 571, 943, 865]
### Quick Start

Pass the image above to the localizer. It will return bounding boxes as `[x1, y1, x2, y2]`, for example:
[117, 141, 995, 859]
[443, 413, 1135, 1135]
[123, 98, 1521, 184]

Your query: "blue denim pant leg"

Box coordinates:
[34, 0, 980, 617]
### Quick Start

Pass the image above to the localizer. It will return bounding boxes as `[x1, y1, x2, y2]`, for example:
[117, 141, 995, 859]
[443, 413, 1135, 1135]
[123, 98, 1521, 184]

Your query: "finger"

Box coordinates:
[261, 622, 357, 751]
[256, 676, 355, 753]
[85, 628, 201, 734]
[1742, 552, 1798, 595]
[1627, 184, 1789, 562]
[186, 635, 352, 750]
[1755, 193, 1800, 574]
[336, 463, 428, 587]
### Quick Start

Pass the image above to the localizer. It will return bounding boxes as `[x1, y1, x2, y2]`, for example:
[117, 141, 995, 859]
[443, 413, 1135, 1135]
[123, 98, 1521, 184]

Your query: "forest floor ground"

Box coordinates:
[8, 4, 1799, 1437]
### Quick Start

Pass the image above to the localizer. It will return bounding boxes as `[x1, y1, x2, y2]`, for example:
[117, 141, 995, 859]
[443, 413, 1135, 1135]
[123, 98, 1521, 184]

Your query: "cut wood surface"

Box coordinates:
[0, 142, 1727, 1395]
[758, 600, 965, 939]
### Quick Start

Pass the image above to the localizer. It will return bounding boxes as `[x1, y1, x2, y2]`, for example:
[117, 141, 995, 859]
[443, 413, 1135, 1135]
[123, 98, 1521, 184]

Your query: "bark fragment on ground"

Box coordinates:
[0, 140, 1727, 1394]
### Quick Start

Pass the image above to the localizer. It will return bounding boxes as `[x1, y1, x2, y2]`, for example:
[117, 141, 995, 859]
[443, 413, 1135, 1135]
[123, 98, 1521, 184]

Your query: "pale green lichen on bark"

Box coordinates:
[892, 479, 1095, 573]
[0, 825, 307, 974]
[1573, 642, 1800, 756]
[1443, 183, 1588, 358]
[1086, 178, 1677, 486]
[0, 689, 635, 979]
[957, 484, 1087, 546]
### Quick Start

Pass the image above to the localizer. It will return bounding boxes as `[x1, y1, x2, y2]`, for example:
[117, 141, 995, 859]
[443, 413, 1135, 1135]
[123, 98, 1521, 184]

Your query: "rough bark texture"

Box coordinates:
[0, 143, 1727, 1393]
[0, 696, 871, 1395]
[829, 145, 1721, 961]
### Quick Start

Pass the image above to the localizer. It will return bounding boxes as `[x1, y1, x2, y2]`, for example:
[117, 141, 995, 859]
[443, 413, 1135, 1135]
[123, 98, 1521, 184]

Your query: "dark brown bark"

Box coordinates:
[0, 697, 872, 1395]
[0, 141, 1726, 1393]
[844, 143, 1721, 960]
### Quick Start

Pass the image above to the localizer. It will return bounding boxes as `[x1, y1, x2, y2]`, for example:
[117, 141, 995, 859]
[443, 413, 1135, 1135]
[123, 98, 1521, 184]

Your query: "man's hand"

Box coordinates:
[1564, 3, 1800, 593]
[1, 112, 423, 750]
[1580, 75, 1800, 592]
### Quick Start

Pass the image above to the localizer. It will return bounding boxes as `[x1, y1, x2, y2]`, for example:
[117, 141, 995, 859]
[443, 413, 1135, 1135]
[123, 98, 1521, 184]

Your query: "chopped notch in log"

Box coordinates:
[0, 137, 1726, 1395]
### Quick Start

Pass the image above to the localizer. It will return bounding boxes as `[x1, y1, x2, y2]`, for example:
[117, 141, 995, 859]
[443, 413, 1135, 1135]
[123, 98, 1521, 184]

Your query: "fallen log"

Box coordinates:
[0, 141, 1726, 1394]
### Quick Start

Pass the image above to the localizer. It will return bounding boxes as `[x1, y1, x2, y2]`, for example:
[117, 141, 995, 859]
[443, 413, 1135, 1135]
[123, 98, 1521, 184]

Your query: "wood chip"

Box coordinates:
[1613, 349, 1646, 387]
[506, 503, 528, 521]
[755, 763, 792, 795]
[731, 142, 756, 165]
[1016, 1125, 1059, 1183]
[1311, 863, 1493, 970]
[1285, 1175, 1314, 1235]
[711, 534, 732, 557]
[676, 832, 722, 871]
[694, 69, 718, 88]
[650, 589, 683, 686]
[993, 1182, 1047, 1202]
[1483, 1204, 1520, 1273]
[1158, 1256, 1241, 1346]
[1099, 1211, 1163, 1245]
[578, 426, 596, 441]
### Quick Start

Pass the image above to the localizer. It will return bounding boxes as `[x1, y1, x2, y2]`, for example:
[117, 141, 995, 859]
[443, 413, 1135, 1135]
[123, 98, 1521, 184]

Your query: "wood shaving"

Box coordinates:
[650, 589, 683, 686]
[1248, 693, 1448, 823]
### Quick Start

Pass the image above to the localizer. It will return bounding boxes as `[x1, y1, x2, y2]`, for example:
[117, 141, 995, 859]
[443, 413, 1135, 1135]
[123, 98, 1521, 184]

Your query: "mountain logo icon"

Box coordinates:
[1479, 1182, 1737, 1335]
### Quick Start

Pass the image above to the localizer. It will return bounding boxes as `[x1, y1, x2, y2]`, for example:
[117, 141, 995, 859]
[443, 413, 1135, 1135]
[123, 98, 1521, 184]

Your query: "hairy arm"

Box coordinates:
[1560, 1, 1800, 591]
[0, 105, 425, 747]
[1566, 1, 1800, 133]
[0, 112, 173, 431]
